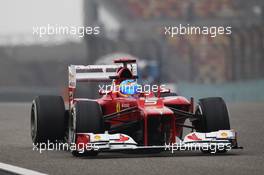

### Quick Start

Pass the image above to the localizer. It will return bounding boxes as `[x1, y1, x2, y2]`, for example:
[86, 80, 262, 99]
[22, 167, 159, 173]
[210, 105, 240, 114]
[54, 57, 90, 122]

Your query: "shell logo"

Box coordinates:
[94, 135, 101, 140]
[220, 132, 228, 138]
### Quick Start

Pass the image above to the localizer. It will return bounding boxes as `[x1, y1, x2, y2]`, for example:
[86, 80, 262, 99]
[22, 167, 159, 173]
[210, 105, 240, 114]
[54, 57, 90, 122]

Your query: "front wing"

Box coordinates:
[75, 130, 242, 154]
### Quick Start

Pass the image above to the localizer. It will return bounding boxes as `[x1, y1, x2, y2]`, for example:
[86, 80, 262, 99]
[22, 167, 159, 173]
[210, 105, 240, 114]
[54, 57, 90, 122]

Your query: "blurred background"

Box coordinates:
[0, 0, 263, 102]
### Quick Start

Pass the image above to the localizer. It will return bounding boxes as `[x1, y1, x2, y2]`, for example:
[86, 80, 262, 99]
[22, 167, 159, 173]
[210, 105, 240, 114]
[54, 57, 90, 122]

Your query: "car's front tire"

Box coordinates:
[75, 101, 103, 133]
[193, 97, 230, 132]
[192, 97, 231, 154]
[70, 101, 103, 156]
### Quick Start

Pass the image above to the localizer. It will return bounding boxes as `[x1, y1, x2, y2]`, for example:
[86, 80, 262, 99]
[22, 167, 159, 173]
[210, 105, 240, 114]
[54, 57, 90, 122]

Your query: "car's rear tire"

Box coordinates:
[72, 101, 103, 156]
[31, 95, 66, 145]
[193, 97, 230, 132]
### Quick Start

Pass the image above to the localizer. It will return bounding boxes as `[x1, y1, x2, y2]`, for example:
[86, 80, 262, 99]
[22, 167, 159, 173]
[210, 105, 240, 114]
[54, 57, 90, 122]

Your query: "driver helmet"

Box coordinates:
[119, 79, 139, 95]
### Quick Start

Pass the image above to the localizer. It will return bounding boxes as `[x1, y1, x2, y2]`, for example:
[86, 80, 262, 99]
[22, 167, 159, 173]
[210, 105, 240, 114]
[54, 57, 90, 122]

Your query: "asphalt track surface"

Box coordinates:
[0, 102, 263, 175]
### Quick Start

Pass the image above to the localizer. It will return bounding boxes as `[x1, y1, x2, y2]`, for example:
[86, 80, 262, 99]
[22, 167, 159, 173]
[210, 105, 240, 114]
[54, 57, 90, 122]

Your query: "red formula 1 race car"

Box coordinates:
[30, 59, 242, 156]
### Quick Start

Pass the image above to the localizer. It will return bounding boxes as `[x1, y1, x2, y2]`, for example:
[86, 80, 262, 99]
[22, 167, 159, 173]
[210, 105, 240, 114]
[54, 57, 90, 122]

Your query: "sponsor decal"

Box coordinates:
[116, 134, 129, 142]
[220, 132, 228, 138]
[187, 133, 202, 141]
[122, 103, 130, 108]
[116, 102, 121, 112]
[145, 98, 157, 105]
[94, 135, 101, 140]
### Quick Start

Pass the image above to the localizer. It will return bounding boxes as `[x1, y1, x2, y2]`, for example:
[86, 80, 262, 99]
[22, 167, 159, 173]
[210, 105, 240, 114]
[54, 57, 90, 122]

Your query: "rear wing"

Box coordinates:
[68, 63, 137, 88]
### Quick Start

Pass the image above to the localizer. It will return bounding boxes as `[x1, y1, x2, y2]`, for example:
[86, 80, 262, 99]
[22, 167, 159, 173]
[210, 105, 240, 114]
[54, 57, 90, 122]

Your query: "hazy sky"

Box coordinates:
[0, 0, 83, 35]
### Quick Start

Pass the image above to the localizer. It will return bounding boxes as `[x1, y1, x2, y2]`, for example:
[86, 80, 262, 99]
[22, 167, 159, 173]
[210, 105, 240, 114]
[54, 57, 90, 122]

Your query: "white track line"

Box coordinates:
[0, 162, 47, 175]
